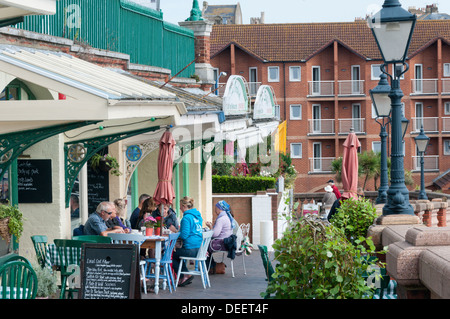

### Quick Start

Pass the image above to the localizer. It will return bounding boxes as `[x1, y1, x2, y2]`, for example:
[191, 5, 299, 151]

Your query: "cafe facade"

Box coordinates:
[0, 22, 279, 261]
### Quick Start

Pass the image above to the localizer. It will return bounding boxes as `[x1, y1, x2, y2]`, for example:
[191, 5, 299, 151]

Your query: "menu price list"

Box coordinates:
[83, 258, 131, 299]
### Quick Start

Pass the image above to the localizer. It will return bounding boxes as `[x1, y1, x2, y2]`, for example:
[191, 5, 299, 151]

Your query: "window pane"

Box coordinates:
[289, 66, 301, 81]
[290, 105, 301, 119]
[371, 64, 382, 80]
[291, 144, 302, 158]
[268, 67, 279, 82]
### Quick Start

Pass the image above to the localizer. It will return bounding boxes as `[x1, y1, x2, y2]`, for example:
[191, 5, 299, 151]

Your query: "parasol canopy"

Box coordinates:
[153, 128, 176, 206]
[341, 128, 361, 200]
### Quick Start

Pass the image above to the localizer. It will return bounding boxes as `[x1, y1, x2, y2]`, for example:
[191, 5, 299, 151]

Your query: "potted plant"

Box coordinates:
[90, 153, 122, 176]
[0, 204, 24, 245]
[34, 265, 58, 299]
[143, 215, 157, 236]
[154, 216, 162, 236]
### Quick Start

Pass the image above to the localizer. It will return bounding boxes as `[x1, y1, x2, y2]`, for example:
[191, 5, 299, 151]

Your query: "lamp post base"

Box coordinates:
[382, 188, 414, 215]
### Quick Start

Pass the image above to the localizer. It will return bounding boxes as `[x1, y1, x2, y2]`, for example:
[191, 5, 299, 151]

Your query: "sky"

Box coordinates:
[149, 0, 450, 25]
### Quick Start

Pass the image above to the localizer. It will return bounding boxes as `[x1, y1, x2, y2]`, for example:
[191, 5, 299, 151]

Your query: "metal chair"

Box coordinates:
[208, 223, 250, 277]
[107, 233, 148, 294]
[144, 232, 180, 293]
[30, 235, 48, 268]
[176, 231, 213, 289]
[72, 235, 112, 243]
[53, 239, 86, 299]
[0, 260, 38, 299]
[257, 245, 274, 282]
[0, 253, 32, 267]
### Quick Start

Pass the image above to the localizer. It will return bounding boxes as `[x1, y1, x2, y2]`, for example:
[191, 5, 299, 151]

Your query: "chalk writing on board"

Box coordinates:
[84, 258, 131, 299]
[17, 159, 52, 203]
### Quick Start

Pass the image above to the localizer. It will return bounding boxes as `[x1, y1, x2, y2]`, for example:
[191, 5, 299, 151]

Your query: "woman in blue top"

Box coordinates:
[173, 196, 203, 287]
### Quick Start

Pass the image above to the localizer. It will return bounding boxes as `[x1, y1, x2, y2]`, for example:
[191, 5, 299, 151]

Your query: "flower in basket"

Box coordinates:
[143, 215, 157, 228]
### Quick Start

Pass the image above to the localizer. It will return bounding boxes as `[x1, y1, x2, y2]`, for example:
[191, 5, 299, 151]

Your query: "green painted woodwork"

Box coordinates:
[64, 124, 161, 208]
[14, 0, 196, 78]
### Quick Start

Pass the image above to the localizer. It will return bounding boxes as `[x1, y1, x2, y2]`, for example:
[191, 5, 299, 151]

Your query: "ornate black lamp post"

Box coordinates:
[370, 73, 391, 204]
[368, 0, 416, 215]
[414, 126, 430, 200]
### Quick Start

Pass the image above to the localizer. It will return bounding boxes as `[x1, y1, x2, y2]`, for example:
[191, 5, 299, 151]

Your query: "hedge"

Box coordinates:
[212, 175, 276, 193]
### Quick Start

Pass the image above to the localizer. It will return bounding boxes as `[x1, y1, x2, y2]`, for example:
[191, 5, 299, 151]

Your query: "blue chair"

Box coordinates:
[107, 233, 148, 294]
[144, 232, 180, 293]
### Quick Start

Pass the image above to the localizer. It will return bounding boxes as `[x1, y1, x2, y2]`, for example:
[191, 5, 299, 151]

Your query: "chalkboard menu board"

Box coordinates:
[79, 243, 140, 299]
[87, 165, 109, 213]
[17, 159, 52, 203]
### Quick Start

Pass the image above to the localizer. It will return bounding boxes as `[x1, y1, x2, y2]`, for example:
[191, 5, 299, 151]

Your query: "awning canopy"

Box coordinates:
[0, 0, 57, 23]
[0, 44, 186, 136]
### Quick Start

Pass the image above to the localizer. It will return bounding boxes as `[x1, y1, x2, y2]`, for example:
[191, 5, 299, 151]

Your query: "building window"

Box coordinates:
[274, 105, 280, 120]
[290, 143, 302, 158]
[445, 102, 450, 115]
[372, 141, 381, 153]
[289, 66, 301, 81]
[268, 66, 279, 82]
[444, 63, 450, 77]
[445, 140, 450, 155]
[290, 104, 302, 120]
[371, 64, 383, 80]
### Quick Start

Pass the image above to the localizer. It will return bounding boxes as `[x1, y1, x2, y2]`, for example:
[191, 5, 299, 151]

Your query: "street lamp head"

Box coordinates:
[370, 73, 391, 118]
[368, 0, 416, 65]
[414, 125, 430, 153]
[401, 115, 409, 139]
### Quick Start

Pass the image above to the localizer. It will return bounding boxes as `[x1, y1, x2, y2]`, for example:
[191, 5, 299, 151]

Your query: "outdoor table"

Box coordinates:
[141, 235, 167, 295]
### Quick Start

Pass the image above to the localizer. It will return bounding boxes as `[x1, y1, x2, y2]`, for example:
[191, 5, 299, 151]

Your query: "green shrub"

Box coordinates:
[262, 215, 377, 299]
[329, 197, 377, 245]
[212, 175, 276, 193]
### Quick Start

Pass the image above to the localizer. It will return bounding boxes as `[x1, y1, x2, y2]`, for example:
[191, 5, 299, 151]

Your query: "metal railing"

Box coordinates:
[338, 80, 364, 95]
[412, 155, 439, 171]
[308, 119, 335, 134]
[411, 117, 439, 132]
[411, 79, 438, 94]
[309, 157, 335, 173]
[308, 81, 334, 96]
[338, 118, 365, 134]
[442, 79, 450, 94]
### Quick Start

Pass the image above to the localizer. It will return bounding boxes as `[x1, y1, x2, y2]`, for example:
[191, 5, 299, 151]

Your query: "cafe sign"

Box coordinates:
[253, 85, 276, 119]
[222, 75, 249, 115]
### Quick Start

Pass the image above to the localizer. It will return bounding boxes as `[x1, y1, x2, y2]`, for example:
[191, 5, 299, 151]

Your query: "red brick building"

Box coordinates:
[209, 20, 450, 194]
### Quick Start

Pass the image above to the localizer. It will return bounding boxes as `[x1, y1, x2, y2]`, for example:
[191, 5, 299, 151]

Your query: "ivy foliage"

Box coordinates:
[0, 204, 24, 242]
[262, 215, 377, 299]
[329, 197, 378, 245]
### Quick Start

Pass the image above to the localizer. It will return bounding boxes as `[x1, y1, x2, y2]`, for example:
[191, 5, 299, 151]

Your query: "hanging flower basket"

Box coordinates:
[0, 217, 11, 244]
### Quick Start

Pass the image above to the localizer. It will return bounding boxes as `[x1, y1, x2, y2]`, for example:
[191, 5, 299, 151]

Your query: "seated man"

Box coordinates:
[84, 201, 125, 236]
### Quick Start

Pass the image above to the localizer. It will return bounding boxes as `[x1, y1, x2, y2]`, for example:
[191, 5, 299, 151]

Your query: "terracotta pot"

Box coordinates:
[154, 227, 161, 236]
[145, 227, 153, 236]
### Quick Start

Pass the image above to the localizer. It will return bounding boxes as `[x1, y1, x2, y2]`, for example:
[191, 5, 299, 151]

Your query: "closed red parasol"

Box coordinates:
[341, 128, 361, 200]
[153, 128, 176, 206]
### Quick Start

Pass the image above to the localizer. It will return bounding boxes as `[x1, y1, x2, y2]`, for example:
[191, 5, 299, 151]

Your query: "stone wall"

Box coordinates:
[368, 198, 450, 299]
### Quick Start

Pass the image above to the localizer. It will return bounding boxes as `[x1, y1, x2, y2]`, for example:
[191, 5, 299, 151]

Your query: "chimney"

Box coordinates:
[179, 0, 215, 90]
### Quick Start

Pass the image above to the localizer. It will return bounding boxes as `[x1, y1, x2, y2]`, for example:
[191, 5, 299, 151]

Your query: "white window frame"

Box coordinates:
[274, 105, 280, 120]
[372, 141, 382, 153]
[444, 140, 450, 155]
[445, 102, 450, 115]
[371, 64, 383, 80]
[290, 104, 302, 120]
[290, 143, 302, 158]
[268, 66, 279, 82]
[289, 66, 301, 82]
[444, 63, 450, 77]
